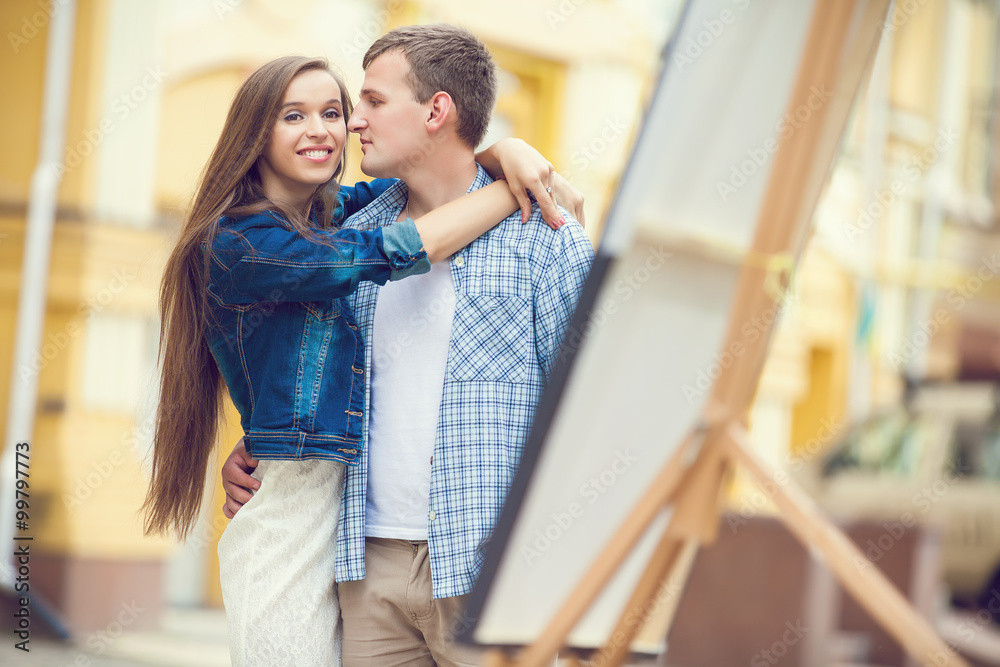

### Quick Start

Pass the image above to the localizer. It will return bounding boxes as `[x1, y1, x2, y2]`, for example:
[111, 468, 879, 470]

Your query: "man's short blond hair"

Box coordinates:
[364, 24, 497, 148]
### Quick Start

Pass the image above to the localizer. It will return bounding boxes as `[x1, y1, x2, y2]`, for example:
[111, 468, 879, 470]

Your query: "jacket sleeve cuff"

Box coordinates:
[382, 217, 431, 281]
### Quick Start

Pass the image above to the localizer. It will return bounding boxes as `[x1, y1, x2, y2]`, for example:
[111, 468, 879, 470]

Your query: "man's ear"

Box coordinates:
[426, 91, 454, 134]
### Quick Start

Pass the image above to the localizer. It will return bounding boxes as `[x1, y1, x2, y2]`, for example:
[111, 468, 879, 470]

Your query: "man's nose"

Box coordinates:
[347, 110, 365, 133]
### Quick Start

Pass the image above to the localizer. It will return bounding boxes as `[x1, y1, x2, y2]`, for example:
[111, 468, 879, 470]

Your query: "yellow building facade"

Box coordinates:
[2, 0, 175, 633]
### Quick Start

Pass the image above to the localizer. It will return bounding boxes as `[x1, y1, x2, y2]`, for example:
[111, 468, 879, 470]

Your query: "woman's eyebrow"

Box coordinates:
[280, 99, 342, 109]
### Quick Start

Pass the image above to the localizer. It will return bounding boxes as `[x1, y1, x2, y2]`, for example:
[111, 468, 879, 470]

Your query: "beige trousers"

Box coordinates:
[339, 537, 487, 666]
[218, 459, 346, 667]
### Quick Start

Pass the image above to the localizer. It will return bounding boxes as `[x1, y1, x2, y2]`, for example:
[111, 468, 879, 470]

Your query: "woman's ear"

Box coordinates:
[425, 91, 454, 133]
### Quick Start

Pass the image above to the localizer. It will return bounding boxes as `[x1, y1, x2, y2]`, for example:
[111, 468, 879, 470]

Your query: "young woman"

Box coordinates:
[141, 55, 575, 666]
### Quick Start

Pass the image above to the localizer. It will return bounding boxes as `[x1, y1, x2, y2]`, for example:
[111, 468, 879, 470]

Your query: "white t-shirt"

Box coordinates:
[364, 260, 456, 540]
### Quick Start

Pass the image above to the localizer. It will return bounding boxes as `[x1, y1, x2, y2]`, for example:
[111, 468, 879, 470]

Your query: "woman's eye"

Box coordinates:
[323, 109, 341, 119]
[283, 112, 303, 122]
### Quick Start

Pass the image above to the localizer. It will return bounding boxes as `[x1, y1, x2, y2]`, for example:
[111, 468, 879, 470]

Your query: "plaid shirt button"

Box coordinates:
[454, 255, 465, 267]
[429, 511, 437, 521]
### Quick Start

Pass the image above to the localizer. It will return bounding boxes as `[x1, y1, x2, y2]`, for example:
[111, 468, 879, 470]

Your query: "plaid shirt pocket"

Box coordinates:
[447, 294, 530, 383]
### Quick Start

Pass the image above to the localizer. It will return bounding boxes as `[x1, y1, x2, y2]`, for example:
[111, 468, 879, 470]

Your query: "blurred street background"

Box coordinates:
[3, 0, 1000, 665]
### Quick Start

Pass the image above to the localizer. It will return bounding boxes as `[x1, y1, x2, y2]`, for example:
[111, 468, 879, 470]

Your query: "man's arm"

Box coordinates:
[221, 438, 259, 518]
[533, 218, 595, 379]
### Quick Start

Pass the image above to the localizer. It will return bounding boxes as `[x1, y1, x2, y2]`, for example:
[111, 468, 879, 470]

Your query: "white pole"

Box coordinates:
[1, 0, 78, 591]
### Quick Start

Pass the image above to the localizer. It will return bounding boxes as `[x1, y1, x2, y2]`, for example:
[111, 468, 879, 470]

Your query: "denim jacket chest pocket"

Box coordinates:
[302, 300, 341, 322]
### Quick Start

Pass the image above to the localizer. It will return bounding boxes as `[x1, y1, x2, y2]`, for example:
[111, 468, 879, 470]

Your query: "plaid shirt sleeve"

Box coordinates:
[425, 206, 594, 599]
[533, 213, 595, 379]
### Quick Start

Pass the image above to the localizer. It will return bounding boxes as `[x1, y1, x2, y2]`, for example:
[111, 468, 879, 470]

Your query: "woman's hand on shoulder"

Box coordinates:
[548, 171, 585, 228]
[478, 138, 585, 230]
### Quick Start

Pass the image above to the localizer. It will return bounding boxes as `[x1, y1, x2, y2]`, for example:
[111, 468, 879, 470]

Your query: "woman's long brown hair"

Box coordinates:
[142, 56, 354, 539]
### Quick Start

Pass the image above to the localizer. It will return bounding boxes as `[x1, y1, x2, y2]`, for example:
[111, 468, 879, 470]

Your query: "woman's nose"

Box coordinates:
[306, 113, 328, 138]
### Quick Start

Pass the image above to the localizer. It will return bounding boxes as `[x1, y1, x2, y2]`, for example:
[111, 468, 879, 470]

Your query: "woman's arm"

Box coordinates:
[211, 180, 517, 304]
[411, 180, 518, 263]
[477, 138, 586, 228]
[208, 214, 430, 305]
[336, 178, 395, 222]
[212, 178, 540, 304]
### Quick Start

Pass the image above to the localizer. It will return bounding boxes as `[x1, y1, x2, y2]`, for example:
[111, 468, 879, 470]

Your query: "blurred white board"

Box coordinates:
[464, 0, 890, 653]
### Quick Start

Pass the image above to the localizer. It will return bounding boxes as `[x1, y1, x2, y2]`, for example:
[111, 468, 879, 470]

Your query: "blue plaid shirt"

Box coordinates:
[335, 166, 594, 598]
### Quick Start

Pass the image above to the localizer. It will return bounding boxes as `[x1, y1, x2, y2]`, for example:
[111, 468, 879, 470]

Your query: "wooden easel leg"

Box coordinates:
[590, 531, 686, 667]
[723, 424, 968, 667]
[485, 648, 514, 667]
[666, 430, 732, 543]
[509, 432, 701, 667]
[590, 440, 731, 667]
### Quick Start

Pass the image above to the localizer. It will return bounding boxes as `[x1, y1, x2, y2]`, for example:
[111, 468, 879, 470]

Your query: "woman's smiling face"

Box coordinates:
[257, 68, 347, 210]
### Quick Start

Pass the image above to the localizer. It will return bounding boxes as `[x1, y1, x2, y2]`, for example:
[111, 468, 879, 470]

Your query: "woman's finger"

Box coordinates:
[534, 187, 563, 230]
[549, 172, 585, 227]
[499, 167, 564, 228]
[524, 168, 562, 229]
[515, 191, 533, 224]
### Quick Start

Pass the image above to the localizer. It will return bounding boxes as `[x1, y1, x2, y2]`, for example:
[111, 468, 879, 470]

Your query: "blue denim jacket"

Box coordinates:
[204, 180, 429, 463]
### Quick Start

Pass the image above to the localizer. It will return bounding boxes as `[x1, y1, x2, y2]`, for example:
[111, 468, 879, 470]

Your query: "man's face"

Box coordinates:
[347, 50, 431, 179]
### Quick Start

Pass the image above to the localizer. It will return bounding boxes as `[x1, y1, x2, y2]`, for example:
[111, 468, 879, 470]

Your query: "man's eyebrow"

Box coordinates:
[280, 99, 342, 109]
[359, 88, 384, 98]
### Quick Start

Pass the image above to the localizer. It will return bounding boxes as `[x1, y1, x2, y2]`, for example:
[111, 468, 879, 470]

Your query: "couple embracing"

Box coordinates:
[143, 24, 593, 666]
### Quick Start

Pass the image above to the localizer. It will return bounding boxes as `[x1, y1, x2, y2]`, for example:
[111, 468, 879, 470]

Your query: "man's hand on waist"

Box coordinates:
[222, 437, 259, 519]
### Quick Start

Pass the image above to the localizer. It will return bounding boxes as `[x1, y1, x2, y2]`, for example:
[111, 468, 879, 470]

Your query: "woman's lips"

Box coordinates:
[298, 147, 333, 162]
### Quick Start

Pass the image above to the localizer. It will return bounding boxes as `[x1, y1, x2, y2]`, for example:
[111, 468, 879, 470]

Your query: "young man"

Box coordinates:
[222, 25, 593, 666]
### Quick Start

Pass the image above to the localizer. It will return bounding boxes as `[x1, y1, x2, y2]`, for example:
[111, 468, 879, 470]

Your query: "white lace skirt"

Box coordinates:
[218, 459, 345, 667]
